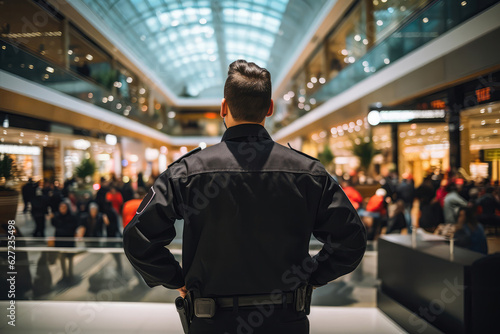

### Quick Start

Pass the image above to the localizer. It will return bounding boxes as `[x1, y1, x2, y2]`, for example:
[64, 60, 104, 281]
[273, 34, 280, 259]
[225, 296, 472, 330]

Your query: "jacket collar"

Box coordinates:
[221, 123, 272, 142]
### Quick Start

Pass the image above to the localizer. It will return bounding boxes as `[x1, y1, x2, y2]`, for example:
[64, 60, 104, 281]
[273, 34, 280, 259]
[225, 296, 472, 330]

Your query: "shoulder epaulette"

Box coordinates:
[168, 147, 202, 168]
[287, 143, 319, 161]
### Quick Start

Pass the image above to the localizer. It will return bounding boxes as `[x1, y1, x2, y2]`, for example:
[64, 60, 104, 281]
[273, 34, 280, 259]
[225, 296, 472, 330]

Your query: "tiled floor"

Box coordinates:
[0, 301, 407, 334]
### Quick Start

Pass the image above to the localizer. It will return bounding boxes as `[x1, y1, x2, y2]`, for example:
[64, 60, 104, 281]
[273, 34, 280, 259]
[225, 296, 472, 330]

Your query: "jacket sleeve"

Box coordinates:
[309, 175, 367, 286]
[123, 171, 184, 289]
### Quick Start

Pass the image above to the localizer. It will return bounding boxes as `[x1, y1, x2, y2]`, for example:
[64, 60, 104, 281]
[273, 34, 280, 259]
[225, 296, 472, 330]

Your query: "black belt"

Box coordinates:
[191, 286, 312, 319]
[215, 292, 295, 308]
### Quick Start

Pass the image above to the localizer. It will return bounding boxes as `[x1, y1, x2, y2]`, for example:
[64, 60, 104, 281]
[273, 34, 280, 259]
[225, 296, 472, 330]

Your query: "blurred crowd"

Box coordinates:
[20, 173, 155, 240]
[19, 170, 500, 259]
[341, 173, 500, 255]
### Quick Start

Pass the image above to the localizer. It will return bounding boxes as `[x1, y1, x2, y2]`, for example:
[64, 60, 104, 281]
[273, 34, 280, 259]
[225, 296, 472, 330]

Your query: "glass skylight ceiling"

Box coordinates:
[79, 0, 328, 98]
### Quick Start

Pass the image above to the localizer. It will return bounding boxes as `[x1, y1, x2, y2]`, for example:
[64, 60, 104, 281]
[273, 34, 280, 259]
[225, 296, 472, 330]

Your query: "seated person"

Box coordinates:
[454, 207, 488, 255]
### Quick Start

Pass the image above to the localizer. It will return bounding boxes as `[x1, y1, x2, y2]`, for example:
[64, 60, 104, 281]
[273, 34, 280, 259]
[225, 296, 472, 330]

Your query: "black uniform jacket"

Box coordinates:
[123, 124, 366, 297]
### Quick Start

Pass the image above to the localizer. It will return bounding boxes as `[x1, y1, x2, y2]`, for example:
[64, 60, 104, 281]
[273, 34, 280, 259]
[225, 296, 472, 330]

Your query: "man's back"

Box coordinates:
[124, 124, 366, 296]
[173, 124, 329, 296]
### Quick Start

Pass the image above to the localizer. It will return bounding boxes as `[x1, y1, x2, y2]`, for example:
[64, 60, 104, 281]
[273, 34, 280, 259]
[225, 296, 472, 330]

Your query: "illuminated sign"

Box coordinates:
[367, 108, 446, 126]
[484, 149, 500, 161]
[476, 87, 491, 103]
[0, 145, 41, 155]
[73, 139, 91, 150]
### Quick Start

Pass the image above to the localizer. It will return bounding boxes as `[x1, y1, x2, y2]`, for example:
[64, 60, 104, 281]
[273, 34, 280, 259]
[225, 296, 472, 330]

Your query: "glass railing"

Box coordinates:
[0, 235, 377, 306]
[0, 41, 224, 137]
[271, 0, 500, 132]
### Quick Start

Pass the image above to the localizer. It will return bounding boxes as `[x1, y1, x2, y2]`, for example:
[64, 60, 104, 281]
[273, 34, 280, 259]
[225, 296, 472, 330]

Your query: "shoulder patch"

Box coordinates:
[287, 143, 319, 161]
[136, 187, 155, 214]
[168, 147, 202, 168]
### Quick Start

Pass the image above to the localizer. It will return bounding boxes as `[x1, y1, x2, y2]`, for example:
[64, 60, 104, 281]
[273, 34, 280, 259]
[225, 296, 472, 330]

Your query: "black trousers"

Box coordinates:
[189, 307, 309, 334]
[33, 215, 45, 237]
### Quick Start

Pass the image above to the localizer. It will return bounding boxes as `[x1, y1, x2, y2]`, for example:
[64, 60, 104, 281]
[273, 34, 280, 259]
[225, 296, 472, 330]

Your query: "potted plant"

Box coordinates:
[318, 144, 335, 172]
[75, 157, 96, 187]
[0, 154, 19, 223]
[351, 135, 380, 172]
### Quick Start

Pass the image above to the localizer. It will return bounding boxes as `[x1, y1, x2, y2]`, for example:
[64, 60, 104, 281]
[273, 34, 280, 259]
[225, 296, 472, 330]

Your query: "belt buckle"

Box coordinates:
[194, 298, 217, 318]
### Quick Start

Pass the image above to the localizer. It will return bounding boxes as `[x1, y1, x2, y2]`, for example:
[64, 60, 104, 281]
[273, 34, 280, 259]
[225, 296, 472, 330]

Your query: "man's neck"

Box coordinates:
[227, 120, 265, 128]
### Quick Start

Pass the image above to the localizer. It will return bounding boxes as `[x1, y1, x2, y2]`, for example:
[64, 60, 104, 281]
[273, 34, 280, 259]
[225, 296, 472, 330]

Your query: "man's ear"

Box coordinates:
[220, 98, 227, 118]
[266, 99, 274, 117]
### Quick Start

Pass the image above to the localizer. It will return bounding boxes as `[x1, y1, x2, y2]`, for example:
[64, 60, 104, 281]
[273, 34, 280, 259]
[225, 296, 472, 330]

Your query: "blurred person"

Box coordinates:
[366, 188, 387, 217]
[42, 178, 51, 196]
[468, 186, 480, 204]
[48, 181, 63, 214]
[123, 60, 366, 334]
[31, 184, 48, 237]
[51, 200, 79, 282]
[103, 201, 121, 238]
[95, 177, 109, 213]
[381, 172, 398, 199]
[136, 172, 146, 189]
[121, 180, 135, 203]
[458, 179, 473, 202]
[476, 186, 500, 233]
[122, 187, 147, 228]
[435, 179, 448, 207]
[386, 199, 407, 234]
[103, 200, 123, 274]
[106, 186, 123, 216]
[79, 202, 107, 237]
[21, 177, 36, 213]
[444, 182, 468, 224]
[62, 176, 77, 197]
[415, 177, 442, 231]
[396, 175, 414, 229]
[76, 192, 92, 219]
[454, 207, 488, 255]
[363, 188, 388, 239]
[340, 179, 363, 210]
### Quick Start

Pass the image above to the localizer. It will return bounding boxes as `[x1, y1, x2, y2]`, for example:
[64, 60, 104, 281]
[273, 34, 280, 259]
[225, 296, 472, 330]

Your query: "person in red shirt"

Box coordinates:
[106, 187, 123, 216]
[366, 188, 387, 217]
[122, 187, 147, 228]
[341, 180, 363, 210]
[435, 179, 448, 207]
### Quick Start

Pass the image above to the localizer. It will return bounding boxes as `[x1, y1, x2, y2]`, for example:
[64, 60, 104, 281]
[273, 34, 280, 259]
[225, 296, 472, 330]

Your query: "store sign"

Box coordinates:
[367, 108, 446, 126]
[0, 144, 41, 155]
[476, 87, 491, 103]
[484, 149, 500, 161]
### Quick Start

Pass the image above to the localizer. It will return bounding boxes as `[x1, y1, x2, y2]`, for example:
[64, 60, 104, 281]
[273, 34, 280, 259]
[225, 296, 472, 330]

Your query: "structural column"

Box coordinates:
[391, 123, 399, 175]
[448, 87, 462, 173]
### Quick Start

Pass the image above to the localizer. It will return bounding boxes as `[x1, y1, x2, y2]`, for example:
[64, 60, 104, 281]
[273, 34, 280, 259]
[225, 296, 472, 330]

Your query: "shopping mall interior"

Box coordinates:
[1, 0, 500, 333]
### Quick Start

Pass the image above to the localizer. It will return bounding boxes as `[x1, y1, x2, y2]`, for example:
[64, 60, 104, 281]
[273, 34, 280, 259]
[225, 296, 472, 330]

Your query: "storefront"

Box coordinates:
[62, 134, 121, 182]
[369, 69, 500, 185]
[461, 102, 500, 182]
[303, 117, 392, 183]
[0, 127, 51, 181]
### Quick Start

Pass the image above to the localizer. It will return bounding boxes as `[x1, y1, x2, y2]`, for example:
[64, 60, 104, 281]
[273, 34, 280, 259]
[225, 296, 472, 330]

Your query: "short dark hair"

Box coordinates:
[223, 59, 272, 123]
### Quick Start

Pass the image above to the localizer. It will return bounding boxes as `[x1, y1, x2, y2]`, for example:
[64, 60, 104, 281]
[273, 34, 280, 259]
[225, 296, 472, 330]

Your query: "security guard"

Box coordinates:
[123, 60, 367, 333]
